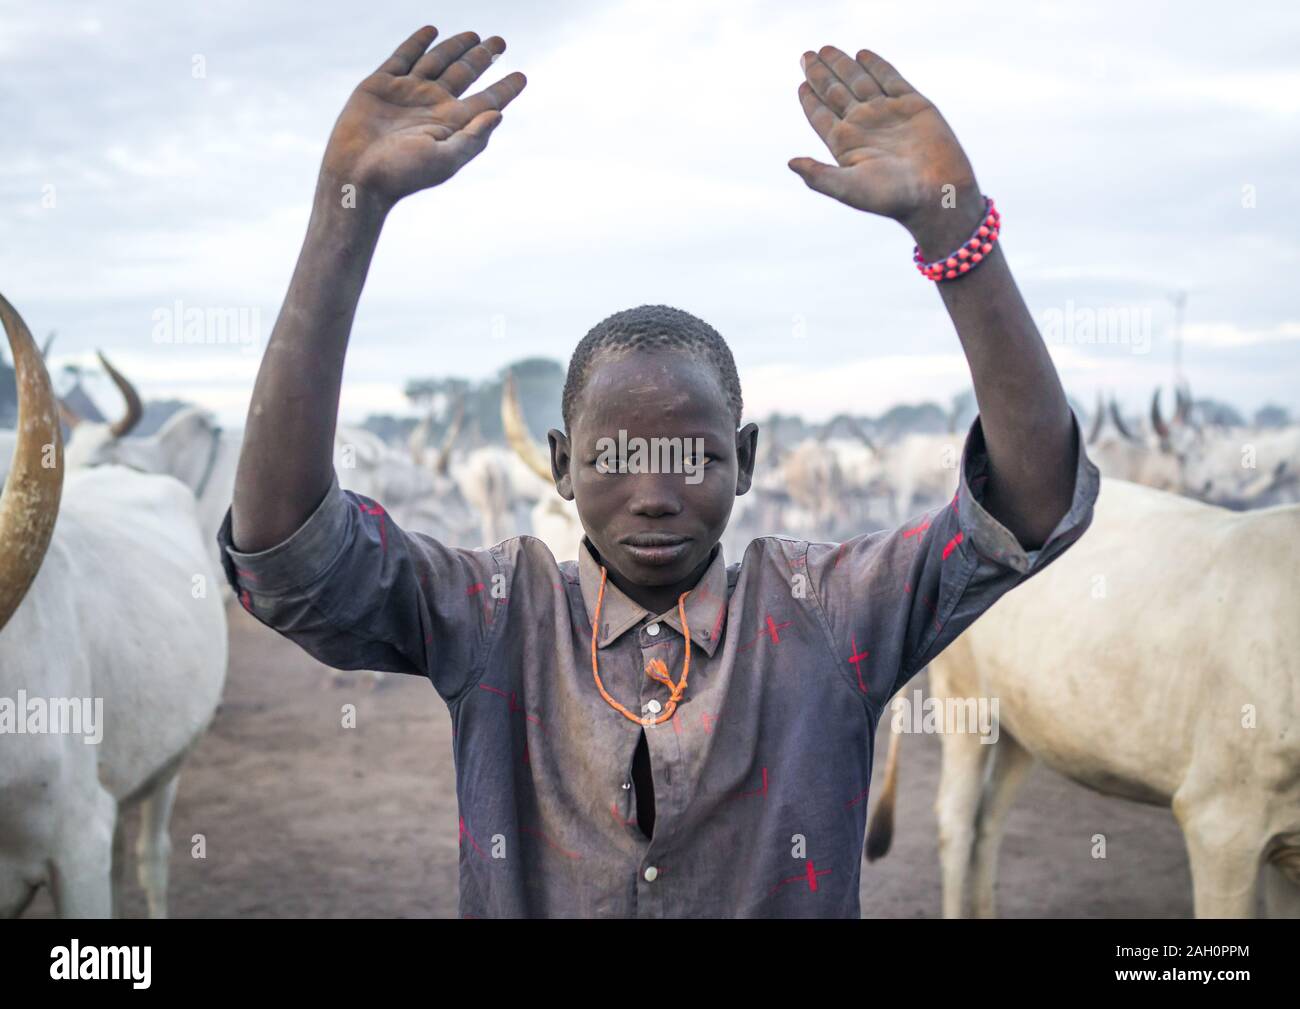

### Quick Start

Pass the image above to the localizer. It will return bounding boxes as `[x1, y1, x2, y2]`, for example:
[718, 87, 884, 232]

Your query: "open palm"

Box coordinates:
[323, 27, 527, 206]
[790, 46, 976, 224]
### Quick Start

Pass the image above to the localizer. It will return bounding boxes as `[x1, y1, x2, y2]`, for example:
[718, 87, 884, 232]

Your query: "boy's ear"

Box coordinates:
[734, 422, 759, 496]
[548, 428, 574, 500]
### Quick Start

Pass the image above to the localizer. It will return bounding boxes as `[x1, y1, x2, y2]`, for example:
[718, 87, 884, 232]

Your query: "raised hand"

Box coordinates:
[321, 26, 527, 209]
[789, 46, 982, 251]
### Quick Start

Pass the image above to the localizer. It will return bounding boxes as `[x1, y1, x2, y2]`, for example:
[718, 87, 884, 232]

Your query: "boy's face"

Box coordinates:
[548, 349, 759, 612]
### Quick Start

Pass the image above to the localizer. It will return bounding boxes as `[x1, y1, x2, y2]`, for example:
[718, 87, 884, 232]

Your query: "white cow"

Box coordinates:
[1085, 391, 1194, 494]
[867, 478, 1300, 918]
[1085, 389, 1300, 508]
[1180, 425, 1300, 509]
[0, 294, 228, 918]
[335, 421, 481, 545]
[876, 431, 965, 524]
[448, 445, 538, 547]
[62, 362, 483, 583]
[65, 395, 240, 581]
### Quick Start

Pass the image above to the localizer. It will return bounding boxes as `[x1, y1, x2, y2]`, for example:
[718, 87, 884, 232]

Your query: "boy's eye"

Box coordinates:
[590, 452, 712, 473]
[592, 457, 627, 474]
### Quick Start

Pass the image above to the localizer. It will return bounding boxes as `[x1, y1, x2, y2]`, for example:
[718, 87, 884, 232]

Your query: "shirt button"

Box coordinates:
[644, 699, 662, 715]
[646, 622, 660, 636]
[644, 866, 659, 882]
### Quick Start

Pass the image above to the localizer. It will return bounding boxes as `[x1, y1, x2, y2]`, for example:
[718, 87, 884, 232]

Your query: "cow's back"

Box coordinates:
[55, 466, 229, 800]
[930, 479, 1298, 805]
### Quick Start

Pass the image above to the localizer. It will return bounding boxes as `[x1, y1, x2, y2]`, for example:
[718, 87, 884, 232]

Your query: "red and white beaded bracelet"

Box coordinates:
[913, 196, 1001, 281]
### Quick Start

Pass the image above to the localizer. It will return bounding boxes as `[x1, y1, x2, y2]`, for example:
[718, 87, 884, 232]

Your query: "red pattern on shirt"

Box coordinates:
[768, 859, 832, 896]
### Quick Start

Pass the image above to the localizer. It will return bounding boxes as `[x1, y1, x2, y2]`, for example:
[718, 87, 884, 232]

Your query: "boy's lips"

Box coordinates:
[619, 533, 691, 566]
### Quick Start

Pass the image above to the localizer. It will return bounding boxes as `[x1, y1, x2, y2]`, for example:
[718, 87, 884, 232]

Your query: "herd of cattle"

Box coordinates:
[0, 292, 1296, 917]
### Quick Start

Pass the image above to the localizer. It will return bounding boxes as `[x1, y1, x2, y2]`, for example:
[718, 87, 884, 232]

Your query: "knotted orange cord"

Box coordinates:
[590, 565, 692, 726]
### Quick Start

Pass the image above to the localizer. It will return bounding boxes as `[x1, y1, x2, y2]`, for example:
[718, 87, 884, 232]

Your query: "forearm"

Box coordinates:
[910, 194, 1075, 549]
[790, 46, 1081, 547]
[231, 173, 388, 552]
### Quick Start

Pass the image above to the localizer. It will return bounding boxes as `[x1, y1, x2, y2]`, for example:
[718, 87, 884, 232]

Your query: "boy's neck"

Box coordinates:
[588, 539, 719, 616]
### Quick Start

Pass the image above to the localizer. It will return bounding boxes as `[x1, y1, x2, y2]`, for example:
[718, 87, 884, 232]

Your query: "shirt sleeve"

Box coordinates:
[215, 473, 507, 703]
[803, 409, 1100, 715]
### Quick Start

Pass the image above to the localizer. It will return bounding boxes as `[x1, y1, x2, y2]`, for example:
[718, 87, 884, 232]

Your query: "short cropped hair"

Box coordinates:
[562, 305, 744, 432]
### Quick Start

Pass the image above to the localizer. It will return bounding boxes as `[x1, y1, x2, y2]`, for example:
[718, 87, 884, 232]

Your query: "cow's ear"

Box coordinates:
[548, 428, 573, 500]
[735, 423, 759, 496]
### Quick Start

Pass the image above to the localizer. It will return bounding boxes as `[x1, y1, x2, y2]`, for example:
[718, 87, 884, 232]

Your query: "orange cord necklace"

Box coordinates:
[590, 565, 692, 726]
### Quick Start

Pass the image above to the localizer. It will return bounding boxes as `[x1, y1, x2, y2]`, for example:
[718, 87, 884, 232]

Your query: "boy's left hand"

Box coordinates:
[790, 46, 983, 256]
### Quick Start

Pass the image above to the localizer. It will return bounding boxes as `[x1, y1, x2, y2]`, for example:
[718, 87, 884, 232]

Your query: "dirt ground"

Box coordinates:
[29, 602, 1196, 919]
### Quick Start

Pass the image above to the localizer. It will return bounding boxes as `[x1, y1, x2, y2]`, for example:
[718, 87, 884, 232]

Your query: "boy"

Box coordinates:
[220, 26, 1099, 918]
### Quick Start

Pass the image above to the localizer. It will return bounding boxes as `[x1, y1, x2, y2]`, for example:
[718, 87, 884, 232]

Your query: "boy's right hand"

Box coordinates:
[321, 26, 526, 210]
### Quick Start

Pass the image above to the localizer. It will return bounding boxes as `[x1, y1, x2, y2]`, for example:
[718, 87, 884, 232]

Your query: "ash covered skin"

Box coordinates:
[547, 348, 759, 615]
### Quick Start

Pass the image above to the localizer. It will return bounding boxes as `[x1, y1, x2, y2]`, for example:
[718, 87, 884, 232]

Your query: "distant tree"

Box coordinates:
[1254, 404, 1291, 429]
[1193, 398, 1245, 427]
[949, 390, 977, 433]
[873, 401, 948, 438]
[491, 358, 564, 441]
[360, 414, 421, 445]
[404, 376, 470, 412]
[399, 357, 565, 448]
[821, 413, 874, 441]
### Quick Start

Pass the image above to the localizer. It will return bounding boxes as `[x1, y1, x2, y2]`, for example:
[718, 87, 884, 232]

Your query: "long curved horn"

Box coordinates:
[1150, 388, 1171, 441]
[1108, 397, 1137, 442]
[1087, 391, 1105, 444]
[434, 397, 465, 476]
[41, 330, 55, 357]
[97, 350, 143, 438]
[820, 413, 878, 453]
[408, 411, 432, 466]
[0, 293, 64, 633]
[501, 372, 553, 483]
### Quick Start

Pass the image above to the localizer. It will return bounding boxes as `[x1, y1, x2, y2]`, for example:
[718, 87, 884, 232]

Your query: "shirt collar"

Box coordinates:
[579, 536, 729, 657]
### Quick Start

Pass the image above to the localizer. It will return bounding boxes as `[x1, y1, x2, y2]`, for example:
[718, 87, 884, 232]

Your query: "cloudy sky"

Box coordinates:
[1, 0, 1297, 426]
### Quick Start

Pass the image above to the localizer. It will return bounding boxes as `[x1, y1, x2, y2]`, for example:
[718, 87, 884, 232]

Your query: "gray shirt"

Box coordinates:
[216, 414, 1100, 918]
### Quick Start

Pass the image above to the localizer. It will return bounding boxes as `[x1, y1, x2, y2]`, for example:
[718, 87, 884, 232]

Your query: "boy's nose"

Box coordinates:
[626, 474, 684, 517]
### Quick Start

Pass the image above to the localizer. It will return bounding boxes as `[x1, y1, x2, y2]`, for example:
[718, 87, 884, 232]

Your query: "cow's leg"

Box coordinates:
[1175, 796, 1265, 918]
[111, 814, 129, 917]
[970, 731, 1034, 919]
[49, 785, 116, 918]
[1263, 861, 1300, 918]
[1185, 837, 1260, 918]
[1261, 833, 1300, 919]
[934, 725, 988, 918]
[135, 771, 180, 919]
